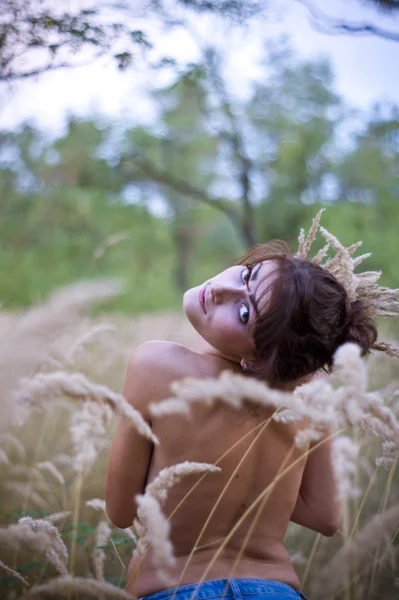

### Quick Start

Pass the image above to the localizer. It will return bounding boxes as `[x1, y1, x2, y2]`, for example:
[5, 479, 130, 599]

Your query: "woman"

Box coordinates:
[105, 233, 377, 600]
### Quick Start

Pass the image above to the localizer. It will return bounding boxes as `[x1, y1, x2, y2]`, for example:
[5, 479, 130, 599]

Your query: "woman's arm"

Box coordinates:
[290, 430, 342, 537]
[105, 343, 167, 529]
[104, 341, 191, 528]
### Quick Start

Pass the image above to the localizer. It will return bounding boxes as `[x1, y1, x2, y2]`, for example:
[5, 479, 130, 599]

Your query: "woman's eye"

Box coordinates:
[241, 266, 252, 285]
[239, 303, 250, 325]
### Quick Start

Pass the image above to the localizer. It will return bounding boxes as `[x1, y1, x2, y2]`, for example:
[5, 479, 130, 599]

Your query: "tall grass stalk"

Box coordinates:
[68, 472, 84, 587]
[351, 429, 361, 600]
[93, 520, 112, 581]
[380, 522, 399, 566]
[347, 459, 380, 599]
[0, 560, 28, 586]
[18, 576, 135, 599]
[314, 503, 399, 598]
[10, 412, 54, 569]
[21, 413, 51, 518]
[349, 466, 379, 541]
[367, 455, 398, 598]
[301, 533, 321, 589]
[341, 498, 351, 600]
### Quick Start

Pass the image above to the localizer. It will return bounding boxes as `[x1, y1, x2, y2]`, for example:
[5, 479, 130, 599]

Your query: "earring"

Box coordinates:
[241, 361, 248, 372]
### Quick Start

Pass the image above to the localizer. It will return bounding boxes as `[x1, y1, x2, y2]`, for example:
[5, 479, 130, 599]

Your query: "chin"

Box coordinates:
[182, 288, 193, 315]
[182, 288, 200, 327]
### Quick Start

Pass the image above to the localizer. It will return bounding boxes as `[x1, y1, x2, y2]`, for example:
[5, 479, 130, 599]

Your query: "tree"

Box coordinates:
[247, 42, 343, 244]
[0, 0, 266, 81]
[120, 66, 222, 290]
[328, 105, 399, 285]
[1, 39, 399, 309]
[119, 41, 345, 253]
[0, 119, 177, 310]
[0, 0, 155, 80]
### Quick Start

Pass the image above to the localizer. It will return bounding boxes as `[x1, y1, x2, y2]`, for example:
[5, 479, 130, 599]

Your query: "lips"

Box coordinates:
[199, 285, 207, 314]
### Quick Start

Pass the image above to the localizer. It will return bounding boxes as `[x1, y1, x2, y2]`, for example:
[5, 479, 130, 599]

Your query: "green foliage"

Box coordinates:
[0, 43, 398, 313]
[0, 121, 172, 312]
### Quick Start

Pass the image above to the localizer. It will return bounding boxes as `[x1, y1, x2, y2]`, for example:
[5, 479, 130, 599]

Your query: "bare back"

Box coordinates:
[125, 342, 309, 597]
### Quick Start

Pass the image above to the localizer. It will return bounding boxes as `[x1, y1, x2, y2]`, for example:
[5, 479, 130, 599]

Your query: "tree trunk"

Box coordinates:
[172, 224, 191, 291]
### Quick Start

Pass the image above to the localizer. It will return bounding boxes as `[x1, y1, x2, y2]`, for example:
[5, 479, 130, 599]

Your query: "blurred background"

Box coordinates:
[1, 0, 399, 316]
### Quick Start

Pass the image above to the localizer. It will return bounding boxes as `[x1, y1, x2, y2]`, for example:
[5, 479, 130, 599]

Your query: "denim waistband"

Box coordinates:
[140, 578, 309, 600]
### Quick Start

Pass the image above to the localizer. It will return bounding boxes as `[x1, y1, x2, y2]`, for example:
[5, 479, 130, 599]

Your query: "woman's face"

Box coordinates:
[183, 261, 275, 363]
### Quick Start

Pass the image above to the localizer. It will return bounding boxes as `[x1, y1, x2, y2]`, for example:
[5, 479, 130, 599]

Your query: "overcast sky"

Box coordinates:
[0, 0, 398, 135]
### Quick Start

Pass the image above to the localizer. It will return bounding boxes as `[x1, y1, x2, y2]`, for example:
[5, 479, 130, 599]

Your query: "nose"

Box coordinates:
[210, 281, 240, 304]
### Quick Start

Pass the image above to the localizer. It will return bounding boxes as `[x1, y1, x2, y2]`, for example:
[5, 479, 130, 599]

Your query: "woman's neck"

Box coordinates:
[194, 333, 242, 368]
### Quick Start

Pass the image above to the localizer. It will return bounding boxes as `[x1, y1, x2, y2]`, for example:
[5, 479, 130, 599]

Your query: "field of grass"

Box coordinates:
[0, 281, 398, 600]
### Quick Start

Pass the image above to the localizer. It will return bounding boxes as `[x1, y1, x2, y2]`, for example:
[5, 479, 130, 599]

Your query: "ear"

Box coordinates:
[240, 358, 248, 372]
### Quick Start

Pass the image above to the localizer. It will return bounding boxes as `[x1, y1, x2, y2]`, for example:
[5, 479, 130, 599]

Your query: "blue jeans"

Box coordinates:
[140, 578, 309, 600]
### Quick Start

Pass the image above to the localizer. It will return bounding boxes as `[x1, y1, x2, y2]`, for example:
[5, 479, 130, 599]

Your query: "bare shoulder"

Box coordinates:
[130, 340, 201, 377]
[124, 341, 209, 412]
